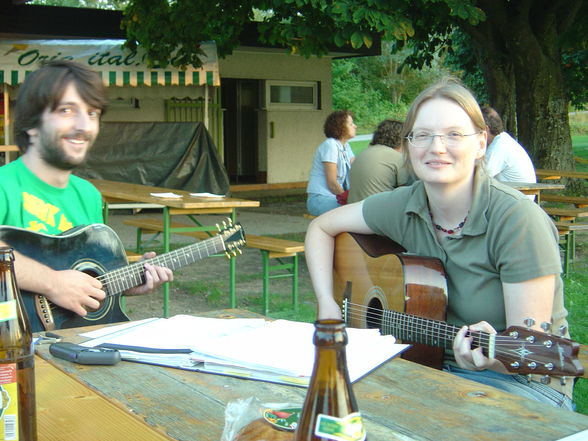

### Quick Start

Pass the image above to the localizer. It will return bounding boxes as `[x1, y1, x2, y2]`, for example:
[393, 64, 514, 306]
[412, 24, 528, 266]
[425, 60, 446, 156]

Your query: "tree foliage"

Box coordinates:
[32, 0, 588, 170]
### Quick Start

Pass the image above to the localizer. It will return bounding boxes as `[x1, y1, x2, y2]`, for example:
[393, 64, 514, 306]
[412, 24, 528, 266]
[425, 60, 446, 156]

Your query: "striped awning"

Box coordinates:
[0, 39, 220, 87]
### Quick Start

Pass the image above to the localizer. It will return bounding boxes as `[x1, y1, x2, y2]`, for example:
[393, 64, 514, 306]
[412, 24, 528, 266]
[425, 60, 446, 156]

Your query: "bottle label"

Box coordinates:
[0, 364, 18, 441]
[314, 412, 366, 441]
[0, 300, 16, 323]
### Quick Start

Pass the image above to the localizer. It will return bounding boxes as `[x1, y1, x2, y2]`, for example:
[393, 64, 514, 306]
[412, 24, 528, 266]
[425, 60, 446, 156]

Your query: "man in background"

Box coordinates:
[482, 106, 536, 183]
[347, 119, 411, 203]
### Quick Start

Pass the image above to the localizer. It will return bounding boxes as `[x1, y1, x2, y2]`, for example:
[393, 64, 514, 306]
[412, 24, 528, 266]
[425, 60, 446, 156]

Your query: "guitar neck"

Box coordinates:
[376, 307, 495, 357]
[101, 236, 226, 295]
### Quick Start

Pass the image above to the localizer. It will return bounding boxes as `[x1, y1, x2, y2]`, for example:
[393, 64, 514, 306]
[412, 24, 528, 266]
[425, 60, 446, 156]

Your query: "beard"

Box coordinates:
[38, 128, 96, 171]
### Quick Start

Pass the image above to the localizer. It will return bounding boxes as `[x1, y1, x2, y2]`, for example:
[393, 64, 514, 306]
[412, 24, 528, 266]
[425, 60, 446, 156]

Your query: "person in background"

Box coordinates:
[306, 110, 356, 216]
[347, 119, 411, 203]
[305, 79, 573, 410]
[0, 60, 173, 321]
[482, 106, 536, 183]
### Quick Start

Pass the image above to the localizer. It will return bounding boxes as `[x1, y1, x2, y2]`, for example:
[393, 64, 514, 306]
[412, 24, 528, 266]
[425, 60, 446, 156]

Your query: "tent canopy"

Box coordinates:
[0, 39, 220, 87]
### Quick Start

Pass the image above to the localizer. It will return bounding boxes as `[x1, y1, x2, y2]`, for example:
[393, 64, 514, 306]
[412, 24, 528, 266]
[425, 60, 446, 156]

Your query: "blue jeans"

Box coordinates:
[444, 365, 575, 411]
[307, 193, 339, 216]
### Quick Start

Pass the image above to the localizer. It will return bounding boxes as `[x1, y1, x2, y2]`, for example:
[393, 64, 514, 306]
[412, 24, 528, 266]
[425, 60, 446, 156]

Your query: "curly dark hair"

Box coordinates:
[481, 105, 504, 136]
[323, 110, 353, 140]
[370, 119, 403, 148]
[14, 60, 107, 153]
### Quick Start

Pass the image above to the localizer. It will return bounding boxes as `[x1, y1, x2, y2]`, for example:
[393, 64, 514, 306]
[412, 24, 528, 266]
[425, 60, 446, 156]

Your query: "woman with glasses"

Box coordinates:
[304, 79, 573, 410]
[306, 110, 356, 215]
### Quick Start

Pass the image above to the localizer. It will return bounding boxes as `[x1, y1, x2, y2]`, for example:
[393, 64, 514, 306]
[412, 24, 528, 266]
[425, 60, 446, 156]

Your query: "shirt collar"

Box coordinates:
[404, 167, 490, 237]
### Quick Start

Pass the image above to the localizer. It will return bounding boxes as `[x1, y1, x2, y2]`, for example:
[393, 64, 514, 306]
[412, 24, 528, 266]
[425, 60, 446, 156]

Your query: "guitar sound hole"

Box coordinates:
[366, 298, 383, 330]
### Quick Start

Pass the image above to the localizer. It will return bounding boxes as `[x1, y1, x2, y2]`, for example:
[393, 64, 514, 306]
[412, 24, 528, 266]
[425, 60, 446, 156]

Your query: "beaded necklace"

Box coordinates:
[430, 212, 468, 235]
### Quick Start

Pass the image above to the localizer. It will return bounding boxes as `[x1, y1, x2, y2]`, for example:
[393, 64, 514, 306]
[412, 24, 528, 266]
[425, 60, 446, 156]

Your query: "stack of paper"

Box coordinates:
[80, 315, 409, 387]
[189, 192, 226, 198]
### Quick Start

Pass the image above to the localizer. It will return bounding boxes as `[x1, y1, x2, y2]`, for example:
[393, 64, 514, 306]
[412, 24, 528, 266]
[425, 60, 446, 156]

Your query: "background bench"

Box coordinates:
[554, 221, 588, 275]
[541, 194, 588, 208]
[123, 218, 304, 314]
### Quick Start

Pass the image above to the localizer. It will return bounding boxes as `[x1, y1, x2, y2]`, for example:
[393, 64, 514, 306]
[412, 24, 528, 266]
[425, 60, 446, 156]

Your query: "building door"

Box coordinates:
[221, 78, 261, 184]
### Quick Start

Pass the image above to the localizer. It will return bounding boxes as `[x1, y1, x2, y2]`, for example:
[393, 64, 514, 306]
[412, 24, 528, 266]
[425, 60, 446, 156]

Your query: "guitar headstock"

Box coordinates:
[217, 219, 246, 258]
[495, 325, 584, 377]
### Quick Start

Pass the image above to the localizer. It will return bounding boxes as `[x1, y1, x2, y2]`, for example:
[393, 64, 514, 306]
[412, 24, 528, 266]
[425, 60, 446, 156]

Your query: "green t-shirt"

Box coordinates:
[0, 158, 103, 234]
[362, 168, 566, 333]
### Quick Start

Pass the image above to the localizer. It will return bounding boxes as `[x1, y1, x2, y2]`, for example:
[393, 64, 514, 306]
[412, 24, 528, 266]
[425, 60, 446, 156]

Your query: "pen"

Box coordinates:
[98, 343, 192, 354]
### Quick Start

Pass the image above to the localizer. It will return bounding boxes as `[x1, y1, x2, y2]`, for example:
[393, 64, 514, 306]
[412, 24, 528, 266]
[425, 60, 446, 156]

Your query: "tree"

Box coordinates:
[121, 0, 586, 170]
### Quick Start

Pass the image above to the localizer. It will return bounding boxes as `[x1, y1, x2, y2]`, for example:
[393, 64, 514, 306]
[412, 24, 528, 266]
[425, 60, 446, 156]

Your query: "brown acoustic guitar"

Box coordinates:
[333, 232, 584, 378]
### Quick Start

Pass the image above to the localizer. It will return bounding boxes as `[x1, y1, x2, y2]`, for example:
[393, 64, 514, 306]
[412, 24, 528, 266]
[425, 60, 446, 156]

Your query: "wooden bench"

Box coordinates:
[245, 234, 305, 315]
[123, 218, 305, 314]
[554, 221, 588, 276]
[541, 194, 588, 208]
[125, 250, 143, 263]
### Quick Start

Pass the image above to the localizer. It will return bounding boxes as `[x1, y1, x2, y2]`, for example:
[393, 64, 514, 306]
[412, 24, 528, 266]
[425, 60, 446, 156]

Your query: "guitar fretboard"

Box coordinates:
[98, 236, 226, 295]
[343, 300, 495, 357]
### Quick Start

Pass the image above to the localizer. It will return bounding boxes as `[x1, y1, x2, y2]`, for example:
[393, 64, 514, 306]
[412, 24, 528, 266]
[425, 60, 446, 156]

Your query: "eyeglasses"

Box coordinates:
[406, 131, 483, 148]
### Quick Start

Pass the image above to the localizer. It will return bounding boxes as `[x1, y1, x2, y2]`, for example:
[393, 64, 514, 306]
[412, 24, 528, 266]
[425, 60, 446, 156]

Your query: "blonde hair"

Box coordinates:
[401, 78, 486, 172]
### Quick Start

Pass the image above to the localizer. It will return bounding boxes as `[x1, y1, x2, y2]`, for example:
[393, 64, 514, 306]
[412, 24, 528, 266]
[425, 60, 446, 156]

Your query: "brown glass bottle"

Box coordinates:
[0, 247, 37, 441]
[295, 319, 366, 441]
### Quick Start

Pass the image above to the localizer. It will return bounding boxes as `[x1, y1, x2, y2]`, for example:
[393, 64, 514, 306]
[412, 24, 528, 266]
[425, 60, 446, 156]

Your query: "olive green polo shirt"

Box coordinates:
[362, 168, 571, 397]
[362, 168, 565, 333]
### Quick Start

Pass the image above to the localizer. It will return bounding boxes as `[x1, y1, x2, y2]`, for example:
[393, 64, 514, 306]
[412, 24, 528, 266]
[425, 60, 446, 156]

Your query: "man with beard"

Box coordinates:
[0, 60, 173, 321]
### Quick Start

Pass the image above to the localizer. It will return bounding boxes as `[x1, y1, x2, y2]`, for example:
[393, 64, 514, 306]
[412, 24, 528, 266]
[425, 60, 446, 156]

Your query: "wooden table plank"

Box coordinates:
[37, 356, 172, 441]
[90, 179, 260, 210]
[34, 311, 588, 441]
[537, 169, 588, 180]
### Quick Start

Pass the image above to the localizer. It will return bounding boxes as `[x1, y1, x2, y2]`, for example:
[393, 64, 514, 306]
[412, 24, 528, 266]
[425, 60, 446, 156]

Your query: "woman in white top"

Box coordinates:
[306, 110, 356, 215]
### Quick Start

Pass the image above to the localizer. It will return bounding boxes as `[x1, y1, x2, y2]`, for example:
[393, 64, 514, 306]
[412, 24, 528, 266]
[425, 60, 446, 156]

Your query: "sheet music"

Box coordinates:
[80, 315, 409, 386]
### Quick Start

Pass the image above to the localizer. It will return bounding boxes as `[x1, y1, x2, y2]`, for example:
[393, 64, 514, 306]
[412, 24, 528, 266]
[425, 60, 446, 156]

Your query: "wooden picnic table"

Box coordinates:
[537, 169, 588, 180]
[90, 179, 260, 316]
[34, 309, 588, 441]
[504, 181, 565, 204]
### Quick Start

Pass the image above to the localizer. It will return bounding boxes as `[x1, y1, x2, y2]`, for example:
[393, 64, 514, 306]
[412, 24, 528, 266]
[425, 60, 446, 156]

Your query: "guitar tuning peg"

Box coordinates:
[559, 325, 568, 337]
[237, 249, 242, 255]
[540, 322, 552, 333]
[540, 375, 551, 385]
[215, 223, 221, 231]
[224, 252, 230, 259]
[526, 375, 532, 384]
[523, 318, 535, 328]
[560, 376, 567, 386]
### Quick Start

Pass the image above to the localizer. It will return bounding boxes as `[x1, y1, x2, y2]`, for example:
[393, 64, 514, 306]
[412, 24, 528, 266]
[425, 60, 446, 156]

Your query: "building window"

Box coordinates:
[266, 81, 318, 110]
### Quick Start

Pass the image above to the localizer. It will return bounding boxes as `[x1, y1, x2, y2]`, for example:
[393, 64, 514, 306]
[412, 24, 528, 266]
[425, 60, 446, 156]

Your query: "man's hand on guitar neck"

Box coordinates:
[123, 251, 174, 297]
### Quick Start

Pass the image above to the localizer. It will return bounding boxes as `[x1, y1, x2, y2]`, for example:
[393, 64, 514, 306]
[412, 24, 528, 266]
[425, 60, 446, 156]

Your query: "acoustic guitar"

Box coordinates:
[333, 232, 584, 378]
[0, 221, 245, 332]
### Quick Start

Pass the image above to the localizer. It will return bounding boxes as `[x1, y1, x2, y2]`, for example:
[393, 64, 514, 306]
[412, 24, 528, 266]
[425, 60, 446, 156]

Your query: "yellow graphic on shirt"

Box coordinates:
[22, 192, 73, 233]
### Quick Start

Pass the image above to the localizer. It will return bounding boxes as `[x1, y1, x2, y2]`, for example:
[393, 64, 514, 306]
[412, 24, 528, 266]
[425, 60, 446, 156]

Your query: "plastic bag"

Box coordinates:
[221, 397, 301, 441]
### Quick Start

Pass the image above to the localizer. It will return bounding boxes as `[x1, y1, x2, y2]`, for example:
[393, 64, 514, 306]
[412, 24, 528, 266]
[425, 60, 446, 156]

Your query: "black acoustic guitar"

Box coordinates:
[0, 222, 245, 332]
[333, 232, 584, 378]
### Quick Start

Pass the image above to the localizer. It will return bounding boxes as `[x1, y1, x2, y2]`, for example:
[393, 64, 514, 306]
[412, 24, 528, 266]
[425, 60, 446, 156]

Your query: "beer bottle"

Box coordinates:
[0, 247, 37, 441]
[295, 319, 366, 441]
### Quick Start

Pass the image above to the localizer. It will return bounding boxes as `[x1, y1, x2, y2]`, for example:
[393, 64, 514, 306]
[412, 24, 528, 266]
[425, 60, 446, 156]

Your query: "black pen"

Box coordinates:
[98, 343, 192, 354]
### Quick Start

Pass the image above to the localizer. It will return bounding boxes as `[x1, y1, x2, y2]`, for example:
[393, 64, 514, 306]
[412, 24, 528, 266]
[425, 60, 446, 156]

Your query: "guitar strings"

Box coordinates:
[95, 236, 226, 297]
[344, 301, 567, 369]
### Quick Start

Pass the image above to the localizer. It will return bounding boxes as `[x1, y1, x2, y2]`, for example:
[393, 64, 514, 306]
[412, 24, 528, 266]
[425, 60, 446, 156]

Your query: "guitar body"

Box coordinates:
[333, 232, 449, 369]
[0, 224, 130, 332]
